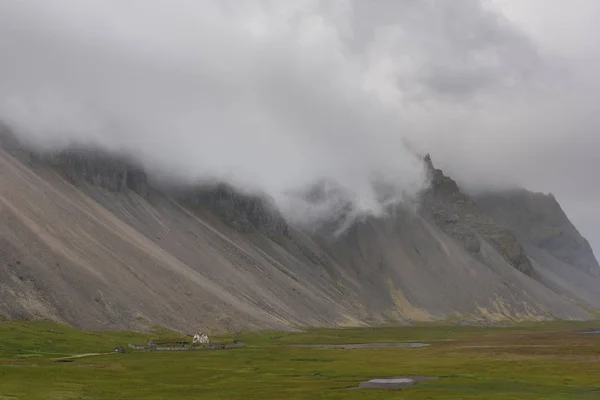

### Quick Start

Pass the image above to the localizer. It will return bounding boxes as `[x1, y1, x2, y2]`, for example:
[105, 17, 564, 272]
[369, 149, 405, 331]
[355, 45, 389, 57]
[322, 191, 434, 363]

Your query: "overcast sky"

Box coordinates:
[0, 0, 599, 253]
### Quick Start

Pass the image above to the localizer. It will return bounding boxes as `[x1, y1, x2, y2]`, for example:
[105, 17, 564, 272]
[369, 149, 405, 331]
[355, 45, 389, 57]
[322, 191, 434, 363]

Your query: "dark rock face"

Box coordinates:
[475, 189, 600, 276]
[421, 155, 534, 276]
[44, 150, 150, 196]
[37, 148, 289, 239]
[178, 183, 289, 238]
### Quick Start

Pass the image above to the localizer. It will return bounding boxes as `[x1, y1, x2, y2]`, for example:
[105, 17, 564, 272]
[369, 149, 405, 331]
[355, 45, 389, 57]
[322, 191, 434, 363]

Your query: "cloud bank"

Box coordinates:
[0, 0, 599, 248]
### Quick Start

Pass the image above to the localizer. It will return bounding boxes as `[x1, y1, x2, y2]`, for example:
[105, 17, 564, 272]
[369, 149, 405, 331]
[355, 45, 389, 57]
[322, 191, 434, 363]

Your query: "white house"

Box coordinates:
[193, 332, 210, 345]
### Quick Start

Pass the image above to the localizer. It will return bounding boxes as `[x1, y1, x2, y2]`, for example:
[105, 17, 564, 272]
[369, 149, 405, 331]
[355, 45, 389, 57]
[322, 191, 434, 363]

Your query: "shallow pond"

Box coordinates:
[581, 329, 600, 334]
[286, 342, 430, 349]
[355, 376, 438, 389]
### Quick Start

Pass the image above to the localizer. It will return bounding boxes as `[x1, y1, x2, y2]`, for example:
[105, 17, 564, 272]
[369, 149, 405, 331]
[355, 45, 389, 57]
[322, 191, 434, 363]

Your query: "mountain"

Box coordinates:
[422, 154, 534, 276]
[474, 189, 599, 275]
[474, 189, 600, 310]
[0, 132, 598, 333]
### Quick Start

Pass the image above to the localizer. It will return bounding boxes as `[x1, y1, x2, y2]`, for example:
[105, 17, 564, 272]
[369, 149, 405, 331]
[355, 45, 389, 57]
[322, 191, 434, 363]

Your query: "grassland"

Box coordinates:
[1, 320, 599, 399]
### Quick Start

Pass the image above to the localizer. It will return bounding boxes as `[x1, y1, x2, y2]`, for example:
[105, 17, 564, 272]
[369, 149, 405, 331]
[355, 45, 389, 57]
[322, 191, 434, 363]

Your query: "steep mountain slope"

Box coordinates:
[0, 136, 597, 332]
[422, 155, 534, 276]
[474, 189, 600, 309]
[474, 189, 599, 275]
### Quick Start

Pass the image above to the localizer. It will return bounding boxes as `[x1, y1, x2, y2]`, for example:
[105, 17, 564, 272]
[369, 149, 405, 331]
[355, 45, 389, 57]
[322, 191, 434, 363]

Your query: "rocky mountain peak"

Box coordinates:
[421, 155, 534, 276]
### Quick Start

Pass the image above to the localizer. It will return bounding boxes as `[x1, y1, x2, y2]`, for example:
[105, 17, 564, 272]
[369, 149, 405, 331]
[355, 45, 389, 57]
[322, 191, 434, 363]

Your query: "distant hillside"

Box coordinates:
[474, 189, 600, 310]
[474, 189, 599, 275]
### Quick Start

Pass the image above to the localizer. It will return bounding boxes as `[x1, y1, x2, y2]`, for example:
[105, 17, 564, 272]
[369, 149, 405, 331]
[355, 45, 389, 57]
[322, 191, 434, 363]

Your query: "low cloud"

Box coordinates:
[0, 1, 598, 249]
[0, 0, 432, 224]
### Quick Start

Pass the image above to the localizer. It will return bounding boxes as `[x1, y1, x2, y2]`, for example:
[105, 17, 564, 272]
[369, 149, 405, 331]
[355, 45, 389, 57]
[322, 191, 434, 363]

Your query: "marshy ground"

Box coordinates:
[1, 320, 599, 399]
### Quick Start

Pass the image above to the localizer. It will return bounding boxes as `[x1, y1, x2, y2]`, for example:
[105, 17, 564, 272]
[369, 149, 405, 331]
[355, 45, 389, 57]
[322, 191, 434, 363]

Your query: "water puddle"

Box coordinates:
[286, 342, 430, 349]
[353, 376, 438, 389]
[581, 329, 600, 334]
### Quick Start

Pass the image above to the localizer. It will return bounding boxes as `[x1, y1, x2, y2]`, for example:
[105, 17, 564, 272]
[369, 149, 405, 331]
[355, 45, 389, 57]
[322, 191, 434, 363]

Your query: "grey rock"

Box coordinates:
[45, 150, 150, 196]
[0, 132, 597, 332]
[421, 156, 533, 275]
[177, 183, 289, 238]
[474, 189, 600, 276]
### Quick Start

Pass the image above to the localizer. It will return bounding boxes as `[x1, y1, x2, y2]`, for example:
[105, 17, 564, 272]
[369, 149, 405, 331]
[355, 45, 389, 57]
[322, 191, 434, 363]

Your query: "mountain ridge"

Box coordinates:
[0, 131, 598, 333]
[474, 188, 599, 276]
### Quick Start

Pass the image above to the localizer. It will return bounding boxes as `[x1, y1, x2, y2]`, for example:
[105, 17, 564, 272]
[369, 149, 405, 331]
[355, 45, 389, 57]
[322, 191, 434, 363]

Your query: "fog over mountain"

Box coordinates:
[0, 1, 599, 253]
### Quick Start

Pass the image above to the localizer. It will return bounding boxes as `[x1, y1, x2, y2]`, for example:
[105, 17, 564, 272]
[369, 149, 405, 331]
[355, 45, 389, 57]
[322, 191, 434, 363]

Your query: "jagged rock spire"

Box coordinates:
[424, 153, 433, 169]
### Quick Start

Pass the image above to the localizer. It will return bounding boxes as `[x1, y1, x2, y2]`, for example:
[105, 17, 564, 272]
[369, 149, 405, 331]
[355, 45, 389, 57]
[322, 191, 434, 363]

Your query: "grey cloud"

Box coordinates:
[0, 0, 599, 254]
[347, 0, 540, 99]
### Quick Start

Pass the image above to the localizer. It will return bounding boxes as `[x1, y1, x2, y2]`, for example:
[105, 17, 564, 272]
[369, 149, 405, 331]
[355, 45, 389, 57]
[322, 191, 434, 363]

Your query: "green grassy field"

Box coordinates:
[1, 320, 599, 399]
